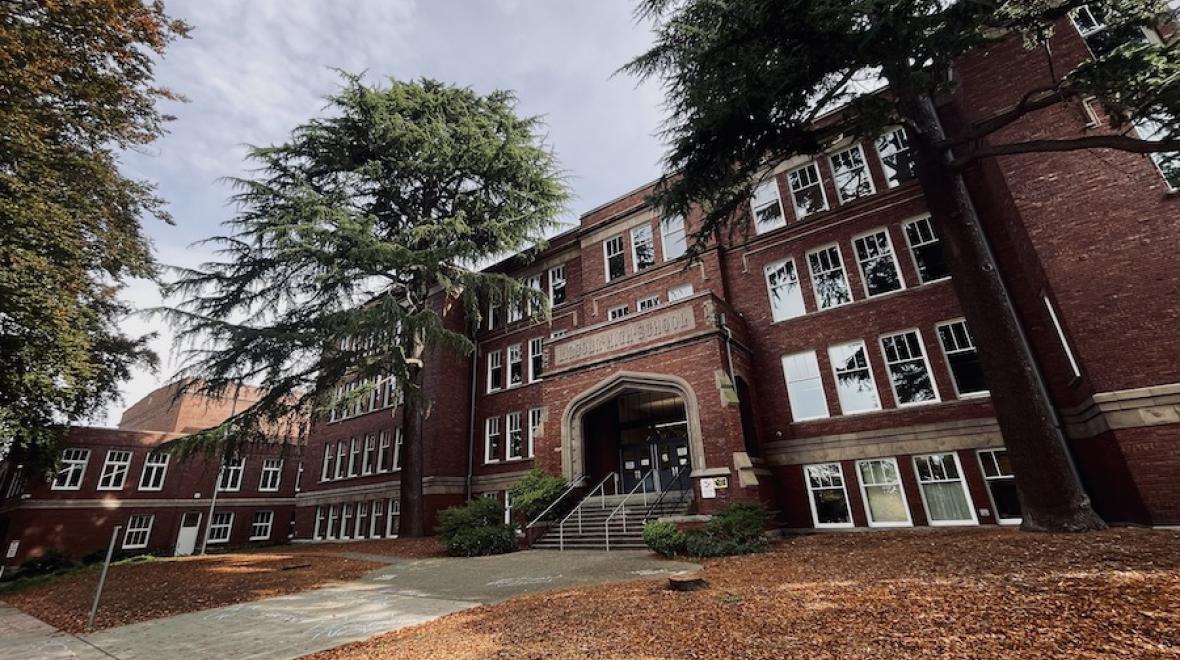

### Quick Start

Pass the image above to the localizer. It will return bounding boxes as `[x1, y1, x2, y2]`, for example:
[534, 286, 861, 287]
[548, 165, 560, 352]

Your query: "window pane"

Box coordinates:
[807, 247, 852, 309]
[831, 145, 874, 202]
[751, 179, 786, 233]
[904, 217, 948, 283]
[631, 225, 656, 270]
[766, 259, 805, 322]
[855, 231, 903, 296]
[783, 352, 829, 421]
[661, 215, 688, 260]
[829, 342, 880, 413]
[875, 128, 917, 188]
[858, 460, 908, 524]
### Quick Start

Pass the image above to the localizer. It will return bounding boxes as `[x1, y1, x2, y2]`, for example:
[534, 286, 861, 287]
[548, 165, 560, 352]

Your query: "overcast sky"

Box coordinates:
[103, 0, 666, 425]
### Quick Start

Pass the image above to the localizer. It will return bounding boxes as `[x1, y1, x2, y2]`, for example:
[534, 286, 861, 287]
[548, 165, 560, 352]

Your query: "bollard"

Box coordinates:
[87, 524, 121, 632]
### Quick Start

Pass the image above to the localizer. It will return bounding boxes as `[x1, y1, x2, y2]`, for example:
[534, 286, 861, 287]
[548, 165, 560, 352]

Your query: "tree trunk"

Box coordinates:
[890, 85, 1105, 532]
[398, 330, 427, 538]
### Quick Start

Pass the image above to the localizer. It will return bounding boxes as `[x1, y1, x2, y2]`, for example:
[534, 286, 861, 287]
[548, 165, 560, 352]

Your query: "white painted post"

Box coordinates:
[87, 524, 121, 632]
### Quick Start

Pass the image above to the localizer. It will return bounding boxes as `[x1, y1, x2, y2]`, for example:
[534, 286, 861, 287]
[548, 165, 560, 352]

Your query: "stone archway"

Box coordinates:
[559, 371, 707, 482]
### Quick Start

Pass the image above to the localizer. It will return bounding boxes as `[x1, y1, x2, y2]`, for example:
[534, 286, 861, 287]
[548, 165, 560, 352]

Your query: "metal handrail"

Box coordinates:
[641, 465, 692, 525]
[526, 473, 586, 529]
[557, 472, 616, 551]
[604, 468, 656, 551]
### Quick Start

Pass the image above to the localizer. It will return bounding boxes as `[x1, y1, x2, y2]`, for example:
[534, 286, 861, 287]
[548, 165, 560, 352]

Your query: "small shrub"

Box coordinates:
[444, 525, 517, 557]
[437, 497, 517, 557]
[643, 521, 688, 557]
[704, 502, 769, 545]
[19, 551, 75, 577]
[509, 469, 568, 527]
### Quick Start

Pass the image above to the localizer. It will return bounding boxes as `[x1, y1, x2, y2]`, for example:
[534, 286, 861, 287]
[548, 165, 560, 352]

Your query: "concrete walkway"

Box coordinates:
[4, 550, 698, 660]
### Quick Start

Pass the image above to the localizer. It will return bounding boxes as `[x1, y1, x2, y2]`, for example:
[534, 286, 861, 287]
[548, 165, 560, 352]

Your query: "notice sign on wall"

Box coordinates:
[6, 540, 18, 559]
[700, 478, 716, 499]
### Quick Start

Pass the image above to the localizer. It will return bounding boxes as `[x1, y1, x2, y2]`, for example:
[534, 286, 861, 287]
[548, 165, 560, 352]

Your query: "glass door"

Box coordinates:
[619, 444, 655, 493]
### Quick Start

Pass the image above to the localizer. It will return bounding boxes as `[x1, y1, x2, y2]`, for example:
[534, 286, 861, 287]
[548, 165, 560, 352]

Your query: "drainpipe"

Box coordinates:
[465, 331, 479, 502]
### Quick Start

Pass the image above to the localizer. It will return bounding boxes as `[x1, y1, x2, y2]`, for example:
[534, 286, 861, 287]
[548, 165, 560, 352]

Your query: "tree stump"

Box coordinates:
[668, 573, 708, 591]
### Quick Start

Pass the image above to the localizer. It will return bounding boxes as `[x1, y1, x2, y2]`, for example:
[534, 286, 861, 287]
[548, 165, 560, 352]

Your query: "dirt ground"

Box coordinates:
[0, 550, 381, 633]
[311, 528, 1180, 659]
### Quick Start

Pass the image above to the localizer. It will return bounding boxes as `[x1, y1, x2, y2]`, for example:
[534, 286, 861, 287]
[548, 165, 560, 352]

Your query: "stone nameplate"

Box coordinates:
[553, 306, 696, 367]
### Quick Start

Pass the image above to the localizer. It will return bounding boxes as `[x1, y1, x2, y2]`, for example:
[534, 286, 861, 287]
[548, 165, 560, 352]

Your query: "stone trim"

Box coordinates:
[1061, 383, 1180, 439]
[471, 470, 531, 492]
[16, 496, 296, 510]
[763, 417, 1003, 466]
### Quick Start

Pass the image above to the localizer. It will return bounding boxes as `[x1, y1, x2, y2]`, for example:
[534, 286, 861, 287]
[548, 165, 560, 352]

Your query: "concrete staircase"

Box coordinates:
[531, 492, 693, 550]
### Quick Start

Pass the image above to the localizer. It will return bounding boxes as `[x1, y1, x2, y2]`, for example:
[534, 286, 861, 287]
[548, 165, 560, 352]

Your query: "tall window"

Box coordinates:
[549, 264, 567, 306]
[388, 498, 401, 537]
[787, 162, 828, 219]
[856, 458, 911, 527]
[348, 437, 360, 477]
[661, 215, 687, 261]
[377, 430, 391, 472]
[487, 350, 503, 392]
[371, 500, 385, 538]
[98, 450, 132, 490]
[327, 505, 339, 539]
[208, 512, 234, 543]
[978, 449, 1022, 524]
[782, 352, 829, 421]
[524, 274, 543, 317]
[853, 229, 904, 297]
[507, 411, 524, 460]
[219, 457, 244, 492]
[527, 408, 543, 458]
[604, 235, 626, 281]
[830, 144, 875, 202]
[487, 299, 504, 330]
[52, 448, 90, 490]
[507, 291, 523, 324]
[122, 514, 154, 549]
[904, 216, 948, 283]
[804, 463, 853, 528]
[667, 284, 694, 302]
[913, 453, 976, 525]
[764, 258, 806, 322]
[340, 503, 353, 539]
[335, 441, 347, 479]
[807, 246, 852, 309]
[250, 511, 274, 540]
[355, 501, 369, 539]
[828, 340, 881, 414]
[138, 452, 169, 491]
[937, 320, 988, 397]
[394, 428, 404, 471]
[485, 417, 502, 463]
[321, 444, 334, 481]
[880, 330, 939, 406]
[875, 128, 917, 188]
[751, 178, 786, 233]
[528, 337, 544, 382]
[362, 434, 376, 475]
[314, 506, 326, 540]
[258, 458, 283, 492]
[631, 224, 656, 271]
[508, 344, 523, 386]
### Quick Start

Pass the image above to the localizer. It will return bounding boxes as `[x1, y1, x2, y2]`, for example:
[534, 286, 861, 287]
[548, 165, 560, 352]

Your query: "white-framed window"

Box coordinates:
[1070, 4, 1155, 59]
[880, 329, 940, 406]
[259, 458, 283, 492]
[524, 274, 543, 317]
[218, 457, 244, 492]
[875, 127, 917, 188]
[903, 216, 948, 284]
[782, 351, 830, 421]
[764, 258, 806, 322]
[485, 417, 502, 464]
[913, 453, 977, 525]
[528, 337, 544, 382]
[1043, 294, 1081, 379]
[806, 245, 852, 310]
[856, 458, 912, 527]
[371, 499, 385, 538]
[388, 498, 401, 537]
[828, 340, 881, 414]
[208, 511, 234, 543]
[314, 506, 326, 540]
[335, 441, 347, 479]
[362, 434, 376, 475]
[326, 505, 339, 540]
[97, 450, 132, 490]
[377, 430, 391, 472]
[394, 428, 404, 471]
[356, 501, 369, 539]
[487, 349, 504, 392]
[527, 407, 543, 458]
[550, 329, 568, 340]
[340, 503, 353, 540]
[608, 305, 629, 321]
[321, 444, 334, 482]
[382, 374, 398, 408]
[937, 319, 988, 397]
[787, 162, 829, 219]
[296, 461, 303, 492]
[637, 295, 660, 312]
[487, 299, 503, 330]
[348, 437, 360, 477]
[52, 448, 90, 490]
[1135, 117, 1179, 191]
[804, 463, 853, 528]
[751, 178, 786, 233]
[661, 215, 688, 261]
[138, 452, 169, 491]
[667, 284, 694, 302]
[504, 490, 513, 526]
[853, 229, 904, 297]
[508, 343, 523, 387]
[631, 224, 656, 271]
[250, 510, 274, 540]
[978, 449, 1022, 524]
[604, 234, 626, 281]
[507, 288, 523, 324]
[830, 144, 875, 202]
[507, 411, 524, 460]
[549, 264, 567, 306]
[122, 514, 154, 549]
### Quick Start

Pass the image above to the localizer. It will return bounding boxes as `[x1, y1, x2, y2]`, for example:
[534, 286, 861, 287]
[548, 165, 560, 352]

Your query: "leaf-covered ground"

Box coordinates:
[0, 551, 381, 633]
[311, 528, 1180, 659]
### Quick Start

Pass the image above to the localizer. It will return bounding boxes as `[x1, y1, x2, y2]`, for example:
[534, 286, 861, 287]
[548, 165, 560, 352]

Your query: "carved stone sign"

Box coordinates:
[553, 306, 696, 367]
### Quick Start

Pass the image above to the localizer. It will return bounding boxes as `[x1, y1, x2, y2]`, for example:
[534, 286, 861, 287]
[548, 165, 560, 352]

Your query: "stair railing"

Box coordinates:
[557, 472, 616, 551]
[604, 468, 656, 551]
[525, 472, 586, 530]
[641, 465, 692, 525]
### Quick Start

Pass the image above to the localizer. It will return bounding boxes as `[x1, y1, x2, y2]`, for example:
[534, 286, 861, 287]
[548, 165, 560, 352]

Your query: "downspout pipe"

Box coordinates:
[465, 329, 479, 502]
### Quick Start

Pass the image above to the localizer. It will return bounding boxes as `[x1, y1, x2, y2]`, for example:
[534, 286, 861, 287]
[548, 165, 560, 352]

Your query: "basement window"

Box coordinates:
[804, 463, 852, 528]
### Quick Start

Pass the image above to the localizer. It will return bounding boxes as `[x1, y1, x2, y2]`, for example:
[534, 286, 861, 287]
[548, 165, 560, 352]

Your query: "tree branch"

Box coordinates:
[952, 134, 1180, 168]
[941, 85, 1071, 149]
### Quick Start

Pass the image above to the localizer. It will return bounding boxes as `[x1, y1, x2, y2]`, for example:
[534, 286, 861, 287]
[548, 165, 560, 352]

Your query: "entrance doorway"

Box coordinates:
[175, 511, 201, 556]
[585, 390, 691, 493]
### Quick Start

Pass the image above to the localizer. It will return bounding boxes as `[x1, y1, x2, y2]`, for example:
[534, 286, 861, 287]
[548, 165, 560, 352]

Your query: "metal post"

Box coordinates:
[199, 463, 224, 555]
[87, 524, 121, 632]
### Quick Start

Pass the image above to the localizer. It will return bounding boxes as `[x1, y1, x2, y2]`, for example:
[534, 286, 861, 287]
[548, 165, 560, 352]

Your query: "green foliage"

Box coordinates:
[508, 469, 568, 527]
[643, 520, 688, 557]
[18, 551, 75, 577]
[437, 497, 518, 556]
[644, 503, 769, 558]
[0, 0, 188, 472]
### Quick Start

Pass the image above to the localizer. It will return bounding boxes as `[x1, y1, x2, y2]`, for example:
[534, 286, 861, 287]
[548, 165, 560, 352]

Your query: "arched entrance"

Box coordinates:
[560, 372, 706, 491]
